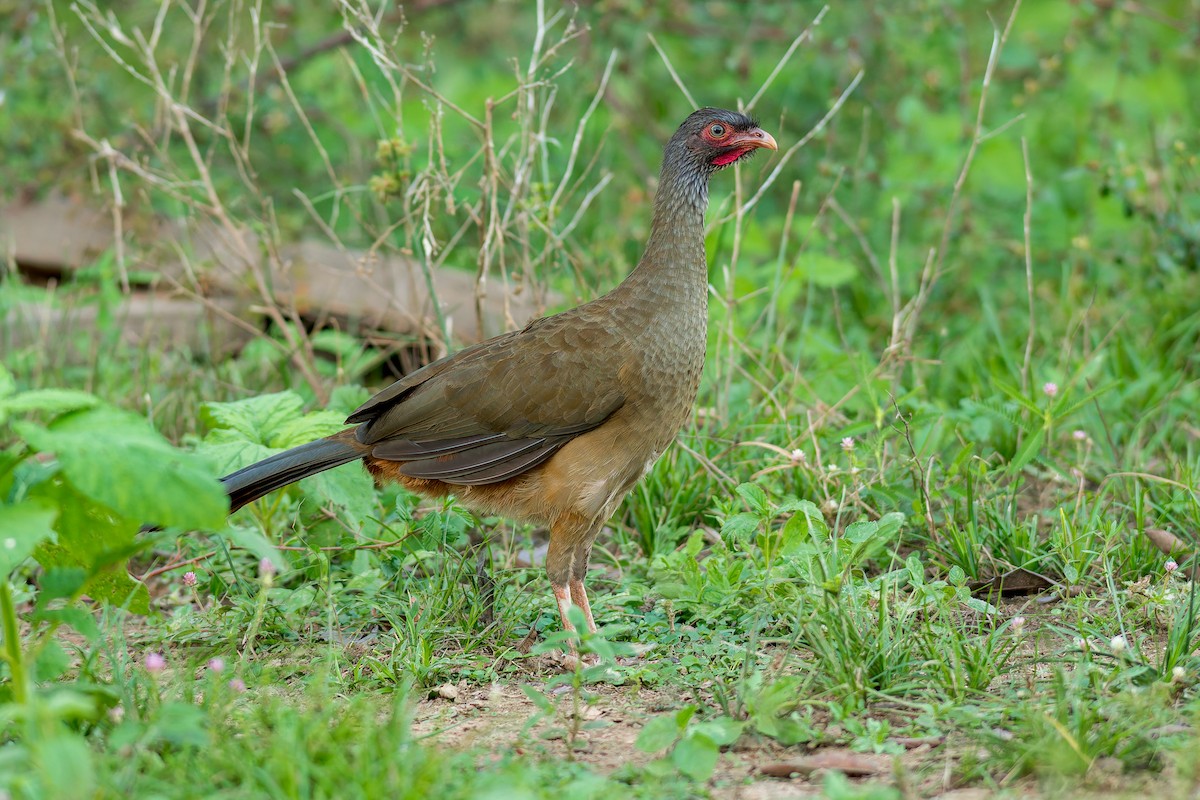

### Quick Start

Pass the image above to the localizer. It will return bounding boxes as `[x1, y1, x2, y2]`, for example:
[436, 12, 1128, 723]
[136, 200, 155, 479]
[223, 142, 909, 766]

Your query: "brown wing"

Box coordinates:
[344, 305, 632, 486]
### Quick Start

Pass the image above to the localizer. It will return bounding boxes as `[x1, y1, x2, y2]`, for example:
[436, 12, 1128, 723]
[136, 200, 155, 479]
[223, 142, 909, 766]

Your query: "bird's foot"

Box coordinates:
[554, 649, 601, 672]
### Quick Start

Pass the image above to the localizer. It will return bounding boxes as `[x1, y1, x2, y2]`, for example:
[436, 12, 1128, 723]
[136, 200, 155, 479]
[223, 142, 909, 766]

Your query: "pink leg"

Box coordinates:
[568, 578, 598, 634]
[551, 582, 584, 668]
[552, 582, 577, 634]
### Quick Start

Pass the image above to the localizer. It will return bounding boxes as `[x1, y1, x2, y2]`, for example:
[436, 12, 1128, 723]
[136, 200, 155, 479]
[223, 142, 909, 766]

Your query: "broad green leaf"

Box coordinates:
[844, 519, 879, 544]
[783, 501, 828, 540]
[302, 465, 376, 517]
[35, 639, 71, 681]
[735, 482, 769, 515]
[35, 606, 101, 642]
[0, 499, 57, 577]
[846, 512, 904, 545]
[721, 512, 760, 543]
[18, 406, 226, 529]
[198, 437, 276, 477]
[29, 479, 150, 613]
[36, 567, 89, 604]
[33, 733, 95, 800]
[329, 384, 371, 417]
[201, 391, 305, 444]
[672, 732, 719, 781]
[147, 701, 209, 748]
[694, 716, 745, 746]
[636, 713, 683, 753]
[0, 389, 100, 417]
[271, 410, 347, 448]
[198, 437, 276, 476]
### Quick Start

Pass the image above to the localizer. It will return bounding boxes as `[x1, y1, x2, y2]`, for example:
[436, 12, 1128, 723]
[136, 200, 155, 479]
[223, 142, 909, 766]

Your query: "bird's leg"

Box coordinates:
[546, 516, 603, 669]
[551, 581, 586, 668]
[568, 578, 598, 635]
[552, 582, 577, 634]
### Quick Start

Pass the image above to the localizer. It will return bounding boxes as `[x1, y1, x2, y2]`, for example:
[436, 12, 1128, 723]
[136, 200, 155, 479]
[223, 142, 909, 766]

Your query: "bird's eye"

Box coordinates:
[709, 123, 726, 138]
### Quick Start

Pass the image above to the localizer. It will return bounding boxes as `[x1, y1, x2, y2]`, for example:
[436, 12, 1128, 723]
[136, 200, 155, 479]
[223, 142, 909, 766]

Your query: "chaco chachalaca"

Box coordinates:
[220, 108, 777, 659]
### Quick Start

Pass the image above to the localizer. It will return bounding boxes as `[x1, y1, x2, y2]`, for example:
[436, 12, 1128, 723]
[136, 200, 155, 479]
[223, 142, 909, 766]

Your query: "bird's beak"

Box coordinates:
[731, 127, 778, 152]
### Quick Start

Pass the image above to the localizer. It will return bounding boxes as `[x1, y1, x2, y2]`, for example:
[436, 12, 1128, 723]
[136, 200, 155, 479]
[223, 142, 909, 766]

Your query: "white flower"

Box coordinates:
[1012, 616, 1027, 634]
[840, 437, 855, 452]
[1171, 666, 1186, 683]
[1166, 559, 1179, 574]
[1043, 382, 1059, 398]
[1110, 635, 1127, 654]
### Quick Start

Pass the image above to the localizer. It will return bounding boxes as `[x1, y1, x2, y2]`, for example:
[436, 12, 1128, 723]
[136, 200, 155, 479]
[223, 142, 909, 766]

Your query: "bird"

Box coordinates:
[219, 108, 777, 663]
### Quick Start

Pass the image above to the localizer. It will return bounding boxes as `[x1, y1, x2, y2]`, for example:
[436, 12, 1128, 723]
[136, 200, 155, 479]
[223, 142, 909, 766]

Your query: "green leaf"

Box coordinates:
[520, 684, 558, 715]
[906, 554, 925, 586]
[32, 734, 95, 799]
[1008, 427, 1046, 475]
[735, 482, 769, 515]
[198, 438, 276, 476]
[271, 410, 348, 448]
[329, 385, 371, 417]
[783, 501, 828, 539]
[694, 716, 745, 746]
[147, 701, 209, 748]
[28, 479, 150, 612]
[844, 519, 879, 544]
[0, 389, 100, 417]
[201, 391, 305, 444]
[301, 462, 375, 515]
[36, 567, 89, 603]
[35, 639, 71, 681]
[35, 606, 101, 642]
[636, 713, 684, 753]
[721, 512, 761, 543]
[672, 732, 719, 781]
[18, 406, 226, 529]
[0, 499, 57, 577]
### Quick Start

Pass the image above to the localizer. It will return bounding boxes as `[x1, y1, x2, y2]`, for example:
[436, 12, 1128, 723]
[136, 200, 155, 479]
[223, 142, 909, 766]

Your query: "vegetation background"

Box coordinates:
[2, 0, 1199, 797]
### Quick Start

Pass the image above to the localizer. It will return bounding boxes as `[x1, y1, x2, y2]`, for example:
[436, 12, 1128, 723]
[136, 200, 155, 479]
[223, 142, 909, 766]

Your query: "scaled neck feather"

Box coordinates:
[619, 156, 711, 300]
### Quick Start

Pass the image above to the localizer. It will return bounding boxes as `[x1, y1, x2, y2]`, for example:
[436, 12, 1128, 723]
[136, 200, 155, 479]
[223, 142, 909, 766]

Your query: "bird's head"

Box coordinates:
[667, 108, 778, 175]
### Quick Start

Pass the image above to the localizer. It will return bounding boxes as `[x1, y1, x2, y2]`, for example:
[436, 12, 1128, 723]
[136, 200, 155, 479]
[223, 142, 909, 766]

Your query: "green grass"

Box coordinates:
[4, 0, 1200, 797]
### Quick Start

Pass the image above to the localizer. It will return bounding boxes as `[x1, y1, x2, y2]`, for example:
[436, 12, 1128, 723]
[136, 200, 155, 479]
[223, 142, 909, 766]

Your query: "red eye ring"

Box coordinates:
[709, 123, 727, 138]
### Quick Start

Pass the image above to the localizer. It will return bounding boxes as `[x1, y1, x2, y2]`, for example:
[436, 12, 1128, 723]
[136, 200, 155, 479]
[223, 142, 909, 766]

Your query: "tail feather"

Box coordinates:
[221, 433, 368, 513]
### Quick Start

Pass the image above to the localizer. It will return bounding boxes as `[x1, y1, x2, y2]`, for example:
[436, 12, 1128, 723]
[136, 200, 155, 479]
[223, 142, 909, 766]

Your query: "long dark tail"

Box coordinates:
[221, 431, 369, 513]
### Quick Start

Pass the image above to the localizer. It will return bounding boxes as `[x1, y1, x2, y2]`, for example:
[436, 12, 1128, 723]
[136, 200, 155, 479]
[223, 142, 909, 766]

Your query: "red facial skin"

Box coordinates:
[700, 122, 779, 166]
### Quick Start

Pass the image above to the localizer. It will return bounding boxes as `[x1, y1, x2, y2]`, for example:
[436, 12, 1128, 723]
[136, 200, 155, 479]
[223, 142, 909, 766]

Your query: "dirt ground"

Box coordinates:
[409, 679, 969, 799]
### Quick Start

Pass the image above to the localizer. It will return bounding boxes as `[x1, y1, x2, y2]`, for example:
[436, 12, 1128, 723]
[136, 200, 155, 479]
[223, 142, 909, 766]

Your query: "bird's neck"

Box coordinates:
[618, 161, 710, 304]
